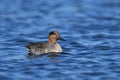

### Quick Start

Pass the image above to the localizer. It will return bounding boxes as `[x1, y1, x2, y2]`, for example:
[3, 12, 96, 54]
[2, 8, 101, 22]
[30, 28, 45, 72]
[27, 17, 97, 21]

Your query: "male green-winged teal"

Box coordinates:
[26, 31, 65, 55]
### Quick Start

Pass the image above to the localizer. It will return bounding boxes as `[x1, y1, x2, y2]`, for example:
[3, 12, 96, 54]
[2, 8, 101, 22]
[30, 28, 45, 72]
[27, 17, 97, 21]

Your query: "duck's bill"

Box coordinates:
[58, 36, 65, 41]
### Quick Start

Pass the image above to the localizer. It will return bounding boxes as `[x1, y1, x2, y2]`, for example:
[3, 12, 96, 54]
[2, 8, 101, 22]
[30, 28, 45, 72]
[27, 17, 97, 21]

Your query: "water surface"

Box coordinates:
[0, 0, 120, 80]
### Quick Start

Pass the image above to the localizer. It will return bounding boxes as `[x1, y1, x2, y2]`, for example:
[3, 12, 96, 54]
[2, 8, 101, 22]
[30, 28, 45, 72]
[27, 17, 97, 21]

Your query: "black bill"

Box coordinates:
[58, 36, 65, 41]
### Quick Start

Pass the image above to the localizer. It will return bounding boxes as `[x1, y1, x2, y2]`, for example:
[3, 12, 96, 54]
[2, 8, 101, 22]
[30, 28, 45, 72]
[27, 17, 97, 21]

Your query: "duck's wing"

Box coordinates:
[26, 42, 48, 55]
[26, 42, 47, 49]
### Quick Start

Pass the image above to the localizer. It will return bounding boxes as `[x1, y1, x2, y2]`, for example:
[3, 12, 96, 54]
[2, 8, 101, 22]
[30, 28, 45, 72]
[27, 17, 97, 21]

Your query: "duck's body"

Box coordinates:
[26, 31, 64, 55]
[26, 41, 62, 55]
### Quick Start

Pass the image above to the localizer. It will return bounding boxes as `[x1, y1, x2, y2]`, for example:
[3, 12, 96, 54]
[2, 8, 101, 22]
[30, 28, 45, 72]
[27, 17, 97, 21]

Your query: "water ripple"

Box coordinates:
[0, 0, 120, 80]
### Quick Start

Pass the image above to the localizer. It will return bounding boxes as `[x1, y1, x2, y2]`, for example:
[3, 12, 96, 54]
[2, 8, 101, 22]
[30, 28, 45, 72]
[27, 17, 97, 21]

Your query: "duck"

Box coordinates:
[25, 31, 65, 55]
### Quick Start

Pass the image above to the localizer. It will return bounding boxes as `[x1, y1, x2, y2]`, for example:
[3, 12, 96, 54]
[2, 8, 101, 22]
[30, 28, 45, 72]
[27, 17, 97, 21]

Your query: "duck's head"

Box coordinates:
[48, 31, 65, 43]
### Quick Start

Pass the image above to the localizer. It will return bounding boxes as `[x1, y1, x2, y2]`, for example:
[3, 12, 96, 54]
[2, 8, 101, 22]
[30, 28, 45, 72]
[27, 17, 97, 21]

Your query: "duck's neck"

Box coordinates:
[48, 37, 57, 45]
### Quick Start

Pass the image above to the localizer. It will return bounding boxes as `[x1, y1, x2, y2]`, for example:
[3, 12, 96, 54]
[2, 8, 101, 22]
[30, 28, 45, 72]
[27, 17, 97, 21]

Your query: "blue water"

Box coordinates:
[0, 0, 120, 80]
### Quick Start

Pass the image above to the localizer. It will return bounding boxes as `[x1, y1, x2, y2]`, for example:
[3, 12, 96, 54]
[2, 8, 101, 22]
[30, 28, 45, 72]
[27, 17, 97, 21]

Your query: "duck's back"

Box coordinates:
[26, 42, 48, 55]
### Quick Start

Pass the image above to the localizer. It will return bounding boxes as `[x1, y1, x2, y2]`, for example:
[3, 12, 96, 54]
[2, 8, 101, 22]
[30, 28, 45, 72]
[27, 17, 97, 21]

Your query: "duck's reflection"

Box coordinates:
[48, 52, 61, 63]
[26, 52, 61, 62]
[26, 53, 48, 58]
[48, 52, 60, 58]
